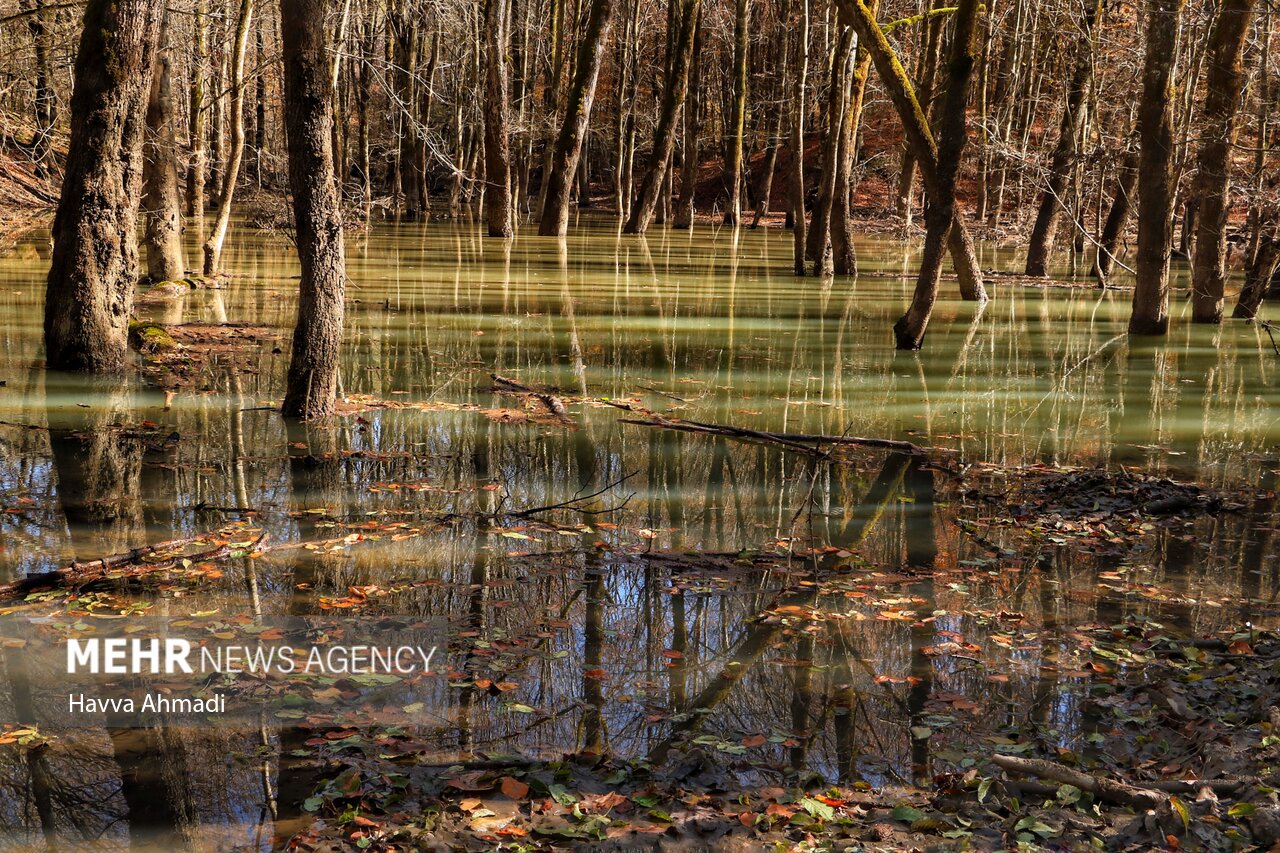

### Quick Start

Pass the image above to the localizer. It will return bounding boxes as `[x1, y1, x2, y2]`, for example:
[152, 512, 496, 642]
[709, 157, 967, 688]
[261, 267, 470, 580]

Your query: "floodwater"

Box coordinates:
[0, 217, 1277, 849]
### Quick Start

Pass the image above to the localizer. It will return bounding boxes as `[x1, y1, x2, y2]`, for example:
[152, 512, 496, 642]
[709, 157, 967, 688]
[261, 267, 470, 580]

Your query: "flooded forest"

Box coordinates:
[0, 0, 1279, 849]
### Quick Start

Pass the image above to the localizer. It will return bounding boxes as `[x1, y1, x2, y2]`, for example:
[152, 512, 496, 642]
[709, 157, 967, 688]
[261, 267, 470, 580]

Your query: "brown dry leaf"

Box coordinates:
[458, 797, 483, 812]
[741, 734, 767, 748]
[500, 776, 530, 800]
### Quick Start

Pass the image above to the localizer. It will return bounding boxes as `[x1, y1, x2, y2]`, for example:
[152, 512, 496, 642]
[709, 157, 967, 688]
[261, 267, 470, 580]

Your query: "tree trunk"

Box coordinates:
[484, 0, 514, 237]
[889, 0, 983, 349]
[1233, 227, 1278, 319]
[186, 0, 208, 225]
[673, 5, 703, 229]
[143, 27, 187, 284]
[1190, 0, 1255, 323]
[538, 0, 618, 236]
[390, 9, 421, 218]
[1129, 0, 1184, 336]
[808, 25, 855, 275]
[623, 0, 702, 234]
[1024, 0, 1102, 276]
[1094, 145, 1139, 283]
[723, 0, 750, 224]
[24, 0, 57, 168]
[830, 27, 872, 276]
[280, 0, 347, 419]
[788, 0, 809, 274]
[44, 0, 164, 373]
[202, 0, 255, 276]
[839, 0, 987, 303]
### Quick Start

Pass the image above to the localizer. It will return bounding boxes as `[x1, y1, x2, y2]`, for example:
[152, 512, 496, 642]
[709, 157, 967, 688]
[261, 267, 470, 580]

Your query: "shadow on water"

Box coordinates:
[0, 219, 1275, 847]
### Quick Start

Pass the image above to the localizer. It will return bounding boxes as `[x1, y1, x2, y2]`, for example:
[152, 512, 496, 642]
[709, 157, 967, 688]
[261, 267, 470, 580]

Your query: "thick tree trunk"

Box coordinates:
[623, 0, 701, 234]
[280, 0, 347, 419]
[538, 0, 617, 236]
[889, 0, 983, 349]
[1190, 0, 1255, 323]
[839, 0, 986, 303]
[1024, 0, 1102, 276]
[484, 0, 514, 237]
[1233, 228, 1278, 319]
[723, 0, 749, 224]
[1129, 0, 1184, 336]
[202, 0, 255, 276]
[142, 34, 187, 283]
[44, 0, 164, 373]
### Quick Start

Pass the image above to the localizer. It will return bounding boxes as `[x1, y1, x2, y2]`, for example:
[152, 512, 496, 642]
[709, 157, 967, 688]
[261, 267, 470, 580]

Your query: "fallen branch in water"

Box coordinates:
[0, 531, 268, 599]
[990, 754, 1167, 809]
[618, 415, 925, 457]
[490, 374, 569, 419]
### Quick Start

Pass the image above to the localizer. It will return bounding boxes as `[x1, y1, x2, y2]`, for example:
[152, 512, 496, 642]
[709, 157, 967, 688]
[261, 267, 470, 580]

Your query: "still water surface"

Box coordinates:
[0, 218, 1276, 849]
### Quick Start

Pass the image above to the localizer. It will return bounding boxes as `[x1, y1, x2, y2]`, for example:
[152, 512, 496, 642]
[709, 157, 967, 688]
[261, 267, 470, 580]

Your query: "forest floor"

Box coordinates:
[269, 463, 1280, 852]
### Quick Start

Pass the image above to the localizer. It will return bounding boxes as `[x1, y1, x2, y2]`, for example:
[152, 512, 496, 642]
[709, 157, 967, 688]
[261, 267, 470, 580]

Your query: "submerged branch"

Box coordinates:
[619, 416, 925, 457]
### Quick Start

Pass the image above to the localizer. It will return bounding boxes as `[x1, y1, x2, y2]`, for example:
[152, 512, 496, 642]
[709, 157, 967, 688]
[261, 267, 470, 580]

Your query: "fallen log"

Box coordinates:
[0, 531, 266, 599]
[990, 754, 1167, 809]
[490, 374, 569, 418]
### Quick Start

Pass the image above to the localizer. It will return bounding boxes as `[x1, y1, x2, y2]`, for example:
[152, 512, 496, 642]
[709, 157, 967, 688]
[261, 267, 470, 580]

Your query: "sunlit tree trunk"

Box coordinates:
[830, 24, 872, 276]
[281, 0, 347, 419]
[840, 0, 987, 304]
[484, 0, 514, 237]
[142, 25, 187, 283]
[1190, 0, 1256, 323]
[1024, 0, 1102, 276]
[623, 0, 701, 234]
[186, 0, 208, 225]
[723, 0, 750, 224]
[1129, 0, 1184, 336]
[889, 0, 982, 349]
[539, 0, 617, 236]
[44, 0, 164, 373]
[202, 0, 255, 276]
[808, 25, 854, 275]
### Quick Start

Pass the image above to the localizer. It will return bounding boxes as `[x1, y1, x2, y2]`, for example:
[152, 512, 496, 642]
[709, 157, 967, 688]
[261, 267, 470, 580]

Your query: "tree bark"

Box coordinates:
[142, 29, 187, 284]
[808, 25, 855, 275]
[538, 0, 618, 236]
[484, 0, 514, 237]
[623, 0, 701, 234]
[202, 0, 255, 276]
[1190, 0, 1256, 323]
[186, 0, 208, 225]
[280, 0, 347, 419]
[1094, 145, 1139, 283]
[788, 0, 809, 274]
[673, 5, 703, 229]
[44, 0, 164, 373]
[1129, 0, 1185, 336]
[830, 29, 872, 276]
[1024, 0, 1102, 276]
[889, 0, 983, 349]
[839, 0, 987, 303]
[723, 0, 750, 224]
